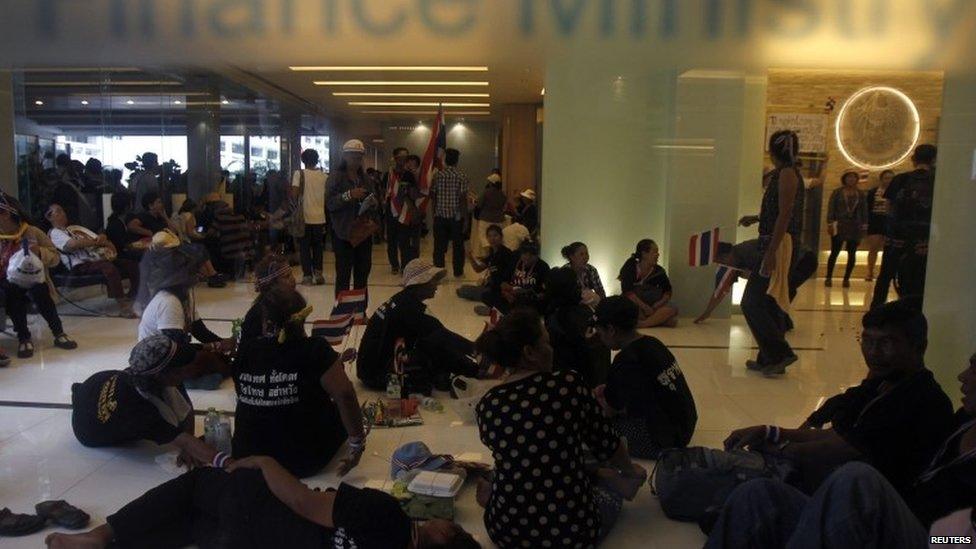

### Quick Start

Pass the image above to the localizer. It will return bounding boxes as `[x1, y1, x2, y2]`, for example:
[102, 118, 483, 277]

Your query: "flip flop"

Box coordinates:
[35, 500, 90, 530]
[0, 508, 46, 537]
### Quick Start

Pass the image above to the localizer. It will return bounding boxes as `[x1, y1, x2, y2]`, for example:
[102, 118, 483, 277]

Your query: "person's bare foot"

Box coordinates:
[45, 531, 107, 549]
[46, 524, 112, 548]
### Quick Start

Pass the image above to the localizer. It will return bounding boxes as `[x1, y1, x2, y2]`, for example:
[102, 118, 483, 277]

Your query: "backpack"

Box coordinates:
[652, 446, 793, 522]
[7, 238, 46, 289]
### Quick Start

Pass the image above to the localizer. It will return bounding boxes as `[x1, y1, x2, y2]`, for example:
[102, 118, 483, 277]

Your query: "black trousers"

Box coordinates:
[332, 230, 372, 298]
[396, 223, 421, 268]
[0, 279, 64, 342]
[741, 272, 794, 365]
[106, 467, 228, 549]
[826, 236, 859, 281]
[386, 215, 401, 270]
[433, 217, 465, 276]
[298, 223, 325, 277]
[871, 243, 903, 308]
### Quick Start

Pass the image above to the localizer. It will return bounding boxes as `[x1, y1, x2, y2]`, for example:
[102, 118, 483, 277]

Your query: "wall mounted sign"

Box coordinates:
[835, 86, 920, 170]
[766, 113, 828, 154]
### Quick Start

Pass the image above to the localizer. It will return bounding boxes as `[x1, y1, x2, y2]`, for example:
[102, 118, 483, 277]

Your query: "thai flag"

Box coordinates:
[310, 290, 369, 346]
[713, 266, 738, 299]
[413, 105, 445, 219]
[689, 227, 720, 267]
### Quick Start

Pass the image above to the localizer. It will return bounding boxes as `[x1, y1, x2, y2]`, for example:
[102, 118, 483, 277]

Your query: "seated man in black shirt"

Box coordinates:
[45, 456, 479, 549]
[457, 224, 514, 315]
[357, 259, 480, 392]
[723, 299, 954, 496]
[483, 239, 549, 315]
[594, 296, 697, 459]
[707, 349, 976, 548]
[126, 191, 175, 240]
[70, 335, 223, 467]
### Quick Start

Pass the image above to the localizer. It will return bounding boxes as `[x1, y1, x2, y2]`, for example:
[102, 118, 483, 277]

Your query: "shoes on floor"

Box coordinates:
[54, 334, 78, 350]
[761, 354, 799, 377]
[745, 359, 762, 371]
[865, 276, 874, 282]
[391, 267, 400, 275]
[0, 349, 10, 367]
[17, 340, 34, 358]
[313, 272, 326, 285]
[0, 508, 46, 537]
[824, 279, 833, 287]
[842, 279, 851, 288]
[35, 500, 90, 530]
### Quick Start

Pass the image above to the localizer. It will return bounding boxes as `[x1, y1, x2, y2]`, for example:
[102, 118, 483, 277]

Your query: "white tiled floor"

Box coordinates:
[0, 246, 877, 548]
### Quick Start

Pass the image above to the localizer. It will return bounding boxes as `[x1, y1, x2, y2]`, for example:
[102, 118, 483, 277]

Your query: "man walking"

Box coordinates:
[384, 147, 409, 274]
[430, 148, 469, 277]
[870, 144, 936, 308]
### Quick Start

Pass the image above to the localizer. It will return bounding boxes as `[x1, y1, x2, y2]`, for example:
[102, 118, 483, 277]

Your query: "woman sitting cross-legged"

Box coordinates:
[475, 308, 647, 548]
[69, 335, 223, 467]
[617, 239, 679, 328]
[545, 266, 611, 388]
[45, 455, 481, 549]
[593, 296, 697, 459]
[0, 192, 77, 360]
[232, 285, 366, 478]
[562, 241, 606, 307]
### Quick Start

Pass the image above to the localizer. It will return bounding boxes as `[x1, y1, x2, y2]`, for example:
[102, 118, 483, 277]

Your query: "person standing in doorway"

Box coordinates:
[384, 147, 409, 274]
[825, 170, 868, 288]
[291, 149, 328, 286]
[430, 148, 469, 278]
[327, 139, 375, 297]
[864, 169, 894, 282]
[871, 144, 936, 307]
[741, 130, 804, 377]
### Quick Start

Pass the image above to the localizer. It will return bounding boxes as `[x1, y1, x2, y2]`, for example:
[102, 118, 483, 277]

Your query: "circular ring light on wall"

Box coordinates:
[835, 86, 920, 170]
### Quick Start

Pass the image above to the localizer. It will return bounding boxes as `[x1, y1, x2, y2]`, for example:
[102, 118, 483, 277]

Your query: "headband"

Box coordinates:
[255, 263, 292, 291]
[277, 304, 313, 343]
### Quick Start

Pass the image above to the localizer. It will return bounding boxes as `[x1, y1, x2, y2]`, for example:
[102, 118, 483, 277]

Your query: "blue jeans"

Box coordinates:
[706, 462, 927, 549]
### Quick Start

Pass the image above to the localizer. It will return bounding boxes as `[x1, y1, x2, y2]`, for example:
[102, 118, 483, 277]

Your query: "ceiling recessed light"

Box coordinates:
[541, 88, 545, 95]
[126, 99, 135, 105]
[315, 81, 489, 87]
[361, 110, 491, 116]
[80, 100, 89, 105]
[332, 92, 490, 98]
[291, 66, 488, 72]
[221, 99, 230, 105]
[348, 102, 490, 108]
[34, 100, 43, 106]
[173, 100, 182, 105]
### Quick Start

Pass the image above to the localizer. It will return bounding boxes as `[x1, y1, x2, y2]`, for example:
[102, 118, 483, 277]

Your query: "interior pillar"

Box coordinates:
[0, 72, 16, 197]
[924, 68, 976, 399]
[184, 77, 221, 202]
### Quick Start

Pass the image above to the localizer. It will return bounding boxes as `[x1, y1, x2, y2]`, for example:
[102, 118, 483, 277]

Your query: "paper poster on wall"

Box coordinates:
[766, 113, 828, 154]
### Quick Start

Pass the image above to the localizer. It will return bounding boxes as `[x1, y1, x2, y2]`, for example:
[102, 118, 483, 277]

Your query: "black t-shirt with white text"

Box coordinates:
[232, 337, 346, 477]
[605, 336, 697, 449]
[71, 370, 191, 447]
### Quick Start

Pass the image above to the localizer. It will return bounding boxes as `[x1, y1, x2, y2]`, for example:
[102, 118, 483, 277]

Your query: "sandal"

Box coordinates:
[53, 334, 78, 350]
[0, 350, 10, 367]
[35, 500, 90, 530]
[0, 507, 46, 537]
[17, 341, 34, 359]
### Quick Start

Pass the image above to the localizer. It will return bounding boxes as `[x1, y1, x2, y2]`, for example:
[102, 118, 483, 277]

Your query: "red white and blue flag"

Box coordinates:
[689, 227, 720, 267]
[407, 105, 445, 223]
[311, 289, 368, 346]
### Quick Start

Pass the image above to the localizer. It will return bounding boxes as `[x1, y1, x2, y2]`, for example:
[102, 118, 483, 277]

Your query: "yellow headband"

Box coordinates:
[277, 305, 313, 343]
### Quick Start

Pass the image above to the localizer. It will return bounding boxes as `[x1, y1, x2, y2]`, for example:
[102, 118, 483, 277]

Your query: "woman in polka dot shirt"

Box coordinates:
[474, 308, 646, 548]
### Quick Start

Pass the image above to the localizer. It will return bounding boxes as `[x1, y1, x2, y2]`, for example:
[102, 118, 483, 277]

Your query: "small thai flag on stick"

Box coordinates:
[311, 289, 369, 346]
[689, 227, 720, 267]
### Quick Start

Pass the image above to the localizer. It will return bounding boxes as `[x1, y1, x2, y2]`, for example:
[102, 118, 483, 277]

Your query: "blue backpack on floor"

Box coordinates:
[652, 446, 793, 522]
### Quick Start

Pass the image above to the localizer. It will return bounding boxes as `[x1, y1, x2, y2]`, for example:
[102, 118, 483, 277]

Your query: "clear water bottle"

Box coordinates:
[386, 373, 402, 399]
[203, 408, 219, 448]
[214, 413, 233, 455]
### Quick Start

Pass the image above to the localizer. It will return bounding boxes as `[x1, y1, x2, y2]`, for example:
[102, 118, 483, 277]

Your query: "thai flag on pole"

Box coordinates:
[310, 289, 369, 346]
[689, 227, 720, 267]
[413, 105, 445, 219]
[713, 266, 738, 299]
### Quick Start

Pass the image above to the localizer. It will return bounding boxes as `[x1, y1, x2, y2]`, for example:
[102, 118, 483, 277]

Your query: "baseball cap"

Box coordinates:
[390, 441, 451, 480]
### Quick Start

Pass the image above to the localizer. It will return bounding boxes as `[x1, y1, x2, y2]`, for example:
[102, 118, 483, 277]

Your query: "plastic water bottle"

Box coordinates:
[214, 413, 233, 454]
[203, 408, 219, 448]
[386, 373, 402, 399]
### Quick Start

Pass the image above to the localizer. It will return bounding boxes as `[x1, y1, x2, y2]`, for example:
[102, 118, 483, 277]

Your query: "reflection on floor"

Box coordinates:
[0, 249, 878, 548]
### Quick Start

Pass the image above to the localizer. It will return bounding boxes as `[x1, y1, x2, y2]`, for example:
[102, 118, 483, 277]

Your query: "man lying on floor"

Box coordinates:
[45, 455, 480, 549]
[723, 299, 954, 497]
[706, 349, 976, 549]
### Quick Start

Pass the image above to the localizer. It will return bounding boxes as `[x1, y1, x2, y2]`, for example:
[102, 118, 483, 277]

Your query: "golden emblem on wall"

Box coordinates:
[835, 86, 920, 170]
